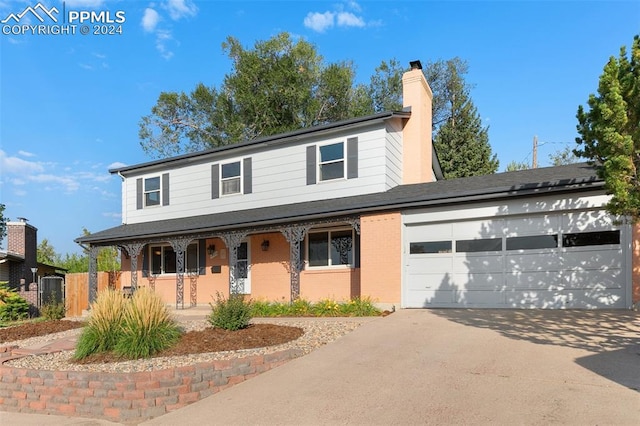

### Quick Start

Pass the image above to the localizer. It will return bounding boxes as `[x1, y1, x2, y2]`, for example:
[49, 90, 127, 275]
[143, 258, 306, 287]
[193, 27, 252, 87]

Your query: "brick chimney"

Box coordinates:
[402, 60, 434, 184]
[7, 218, 38, 283]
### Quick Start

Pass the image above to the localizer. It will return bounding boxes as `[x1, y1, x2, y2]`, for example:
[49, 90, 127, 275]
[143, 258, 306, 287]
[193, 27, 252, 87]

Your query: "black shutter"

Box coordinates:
[353, 233, 360, 268]
[306, 145, 316, 185]
[347, 137, 358, 179]
[211, 164, 220, 199]
[136, 178, 143, 209]
[243, 157, 252, 194]
[198, 239, 206, 275]
[141, 245, 149, 277]
[162, 173, 170, 206]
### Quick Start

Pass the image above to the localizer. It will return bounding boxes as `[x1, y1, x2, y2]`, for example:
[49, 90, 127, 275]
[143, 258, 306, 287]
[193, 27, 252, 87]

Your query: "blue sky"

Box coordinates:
[1, 0, 638, 256]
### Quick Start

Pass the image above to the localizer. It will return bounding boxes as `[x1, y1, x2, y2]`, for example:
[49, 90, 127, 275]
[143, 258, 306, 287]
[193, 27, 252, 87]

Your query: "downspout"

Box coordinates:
[117, 171, 127, 224]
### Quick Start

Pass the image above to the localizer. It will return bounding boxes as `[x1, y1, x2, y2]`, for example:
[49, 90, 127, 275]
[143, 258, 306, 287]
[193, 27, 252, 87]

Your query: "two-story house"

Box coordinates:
[77, 62, 640, 310]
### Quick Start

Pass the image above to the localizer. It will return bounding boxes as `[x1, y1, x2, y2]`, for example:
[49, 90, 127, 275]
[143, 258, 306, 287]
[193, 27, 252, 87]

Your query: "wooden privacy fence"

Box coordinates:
[65, 272, 121, 317]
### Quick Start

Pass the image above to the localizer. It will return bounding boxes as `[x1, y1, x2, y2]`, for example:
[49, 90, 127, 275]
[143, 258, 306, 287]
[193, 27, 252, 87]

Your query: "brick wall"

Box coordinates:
[6, 221, 37, 286]
[0, 348, 302, 423]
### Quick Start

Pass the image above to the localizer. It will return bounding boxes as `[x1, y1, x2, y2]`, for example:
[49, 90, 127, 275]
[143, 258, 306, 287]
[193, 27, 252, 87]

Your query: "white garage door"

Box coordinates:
[404, 211, 629, 309]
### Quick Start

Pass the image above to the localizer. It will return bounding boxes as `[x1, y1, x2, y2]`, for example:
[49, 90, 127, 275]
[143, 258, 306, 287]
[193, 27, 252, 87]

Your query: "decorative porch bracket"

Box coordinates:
[169, 237, 193, 309]
[220, 231, 247, 295]
[280, 225, 311, 302]
[88, 245, 100, 305]
[345, 217, 361, 235]
[120, 242, 145, 292]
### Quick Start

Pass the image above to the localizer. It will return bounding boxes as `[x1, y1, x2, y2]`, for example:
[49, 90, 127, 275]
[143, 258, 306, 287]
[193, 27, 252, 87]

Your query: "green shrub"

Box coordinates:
[337, 297, 381, 317]
[0, 282, 30, 322]
[208, 292, 253, 331]
[74, 288, 127, 359]
[40, 292, 66, 320]
[114, 287, 180, 359]
[249, 297, 382, 318]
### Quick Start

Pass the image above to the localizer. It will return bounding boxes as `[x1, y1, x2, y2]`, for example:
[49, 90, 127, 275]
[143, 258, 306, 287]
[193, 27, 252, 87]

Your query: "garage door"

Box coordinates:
[404, 211, 629, 309]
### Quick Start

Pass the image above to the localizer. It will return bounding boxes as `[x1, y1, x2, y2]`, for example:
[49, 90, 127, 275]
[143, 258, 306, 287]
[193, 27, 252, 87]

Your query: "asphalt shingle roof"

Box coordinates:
[77, 163, 602, 245]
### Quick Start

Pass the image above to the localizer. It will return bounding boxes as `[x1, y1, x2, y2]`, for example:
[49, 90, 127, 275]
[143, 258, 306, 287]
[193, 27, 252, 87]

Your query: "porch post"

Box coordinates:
[169, 237, 193, 309]
[220, 232, 247, 295]
[280, 225, 310, 302]
[88, 245, 99, 304]
[121, 242, 145, 292]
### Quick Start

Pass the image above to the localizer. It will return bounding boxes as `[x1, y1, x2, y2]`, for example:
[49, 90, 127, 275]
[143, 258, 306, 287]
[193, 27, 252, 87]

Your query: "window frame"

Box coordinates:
[149, 243, 199, 275]
[144, 176, 161, 207]
[306, 227, 354, 269]
[317, 142, 345, 182]
[220, 160, 243, 196]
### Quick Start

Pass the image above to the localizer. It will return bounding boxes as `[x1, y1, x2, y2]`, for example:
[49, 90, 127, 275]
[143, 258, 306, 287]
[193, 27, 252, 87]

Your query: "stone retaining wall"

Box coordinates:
[0, 348, 302, 424]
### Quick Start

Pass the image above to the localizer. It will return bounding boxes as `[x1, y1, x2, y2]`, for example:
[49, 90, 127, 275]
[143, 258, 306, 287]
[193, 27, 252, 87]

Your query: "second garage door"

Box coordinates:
[404, 210, 629, 309]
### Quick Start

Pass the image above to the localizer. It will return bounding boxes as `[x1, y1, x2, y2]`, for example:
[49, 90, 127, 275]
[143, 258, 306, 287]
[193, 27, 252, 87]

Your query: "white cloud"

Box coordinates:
[28, 174, 80, 192]
[0, 150, 44, 174]
[303, 11, 334, 33]
[163, 0, 198, 20]
[108, 161, 127, 169]
[92, 52, 106, 59]
[304, 1, 369, 33]
[102, 212, 121, 219]
[17, 150, 35, 157]
[13, 189, 27, 197]
[79, 63, 94, 70]
[336, 12, 364, 28]
[155, 29, 175, 60]
[141, 8, 160, 32]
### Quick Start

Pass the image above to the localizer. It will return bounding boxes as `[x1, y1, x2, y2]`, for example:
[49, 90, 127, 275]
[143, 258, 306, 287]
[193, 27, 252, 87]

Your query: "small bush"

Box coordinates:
[40, 292, 66, 320]
[209, 292, 253, 331]
[0, 282, 29, 322]
[114, 287, 180, 359]
[75, 288, 127, 359]
[249, 297, 382, 318]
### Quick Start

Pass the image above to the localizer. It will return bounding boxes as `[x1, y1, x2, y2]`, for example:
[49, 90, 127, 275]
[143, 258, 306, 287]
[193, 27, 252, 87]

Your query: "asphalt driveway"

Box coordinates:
[3, 309, 639, 425]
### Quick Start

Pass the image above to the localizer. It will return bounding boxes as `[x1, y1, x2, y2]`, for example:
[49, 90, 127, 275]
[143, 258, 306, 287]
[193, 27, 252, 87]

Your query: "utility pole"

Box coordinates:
[532, 135, 538, 168]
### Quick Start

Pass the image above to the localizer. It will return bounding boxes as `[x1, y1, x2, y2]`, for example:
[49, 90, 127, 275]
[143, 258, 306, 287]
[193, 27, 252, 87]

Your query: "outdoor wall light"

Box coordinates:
[207, 244, 217, 258]
[261, 239, 270, 251]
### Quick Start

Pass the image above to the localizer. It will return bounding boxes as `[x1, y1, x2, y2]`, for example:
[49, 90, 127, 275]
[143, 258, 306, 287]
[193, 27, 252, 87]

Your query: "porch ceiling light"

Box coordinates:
[261, 239, 270, 251]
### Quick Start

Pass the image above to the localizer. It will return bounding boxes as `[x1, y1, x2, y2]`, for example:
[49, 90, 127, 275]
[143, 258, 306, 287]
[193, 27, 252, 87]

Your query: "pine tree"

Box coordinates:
[575, 35, 640, 221]
[434, 69, 499, 178]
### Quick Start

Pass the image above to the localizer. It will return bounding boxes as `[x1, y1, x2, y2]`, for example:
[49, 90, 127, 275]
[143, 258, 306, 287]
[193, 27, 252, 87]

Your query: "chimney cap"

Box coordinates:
[409, 60, 422, 70]
[17, 217, 28, 223]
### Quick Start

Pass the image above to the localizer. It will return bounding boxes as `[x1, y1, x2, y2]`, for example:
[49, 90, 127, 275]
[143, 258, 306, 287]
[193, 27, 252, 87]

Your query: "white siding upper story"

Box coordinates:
[121, 119, 412, 224]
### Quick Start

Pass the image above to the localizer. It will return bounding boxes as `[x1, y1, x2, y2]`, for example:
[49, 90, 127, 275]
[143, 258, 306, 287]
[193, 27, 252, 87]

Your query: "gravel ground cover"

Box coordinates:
[1, 317, 369, 373]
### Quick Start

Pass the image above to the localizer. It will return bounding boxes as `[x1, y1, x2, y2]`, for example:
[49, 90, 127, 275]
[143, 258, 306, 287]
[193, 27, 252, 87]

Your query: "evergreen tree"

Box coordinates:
[434, 64, 499, 178]
[575, 35, 640, 221]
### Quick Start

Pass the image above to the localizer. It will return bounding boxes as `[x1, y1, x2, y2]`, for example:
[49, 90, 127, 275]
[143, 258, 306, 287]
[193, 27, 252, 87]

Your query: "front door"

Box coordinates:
[236, 241, 251, 294]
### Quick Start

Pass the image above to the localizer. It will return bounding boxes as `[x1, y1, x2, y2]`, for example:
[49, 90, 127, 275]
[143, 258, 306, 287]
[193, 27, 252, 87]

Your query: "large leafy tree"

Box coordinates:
[37, 239, 58, 265]
[140, 33, 498, 179]
[433, 60, 499, 178]
[140, 33, 360, 158]
[575, 35, 640, 222]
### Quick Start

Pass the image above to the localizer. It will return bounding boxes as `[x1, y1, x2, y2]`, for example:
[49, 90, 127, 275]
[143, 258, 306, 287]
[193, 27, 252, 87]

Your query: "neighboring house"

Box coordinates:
[0, 218, 66, 288]
[77, 62, 640, 310]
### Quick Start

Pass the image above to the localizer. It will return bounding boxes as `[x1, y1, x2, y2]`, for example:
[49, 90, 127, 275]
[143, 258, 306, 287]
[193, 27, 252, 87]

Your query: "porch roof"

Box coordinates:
[76, 163, 603, 246]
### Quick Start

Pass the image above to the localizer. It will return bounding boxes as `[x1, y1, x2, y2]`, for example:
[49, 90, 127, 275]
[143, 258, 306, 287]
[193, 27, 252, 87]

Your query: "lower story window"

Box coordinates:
[150, 243, 198, 274]
[307, 228, 353, 267]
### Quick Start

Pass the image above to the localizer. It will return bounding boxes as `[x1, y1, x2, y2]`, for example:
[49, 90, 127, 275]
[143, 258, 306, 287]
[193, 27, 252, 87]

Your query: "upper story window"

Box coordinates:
[221, 161, 241, 195]
[212, 158, 252, 199]
[307, 228, 354, 268]
[319, 142, 345, 181]
[306, 137, 358, 185]
[144, 177, 160, 207]
[136, 173, 169, 210]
